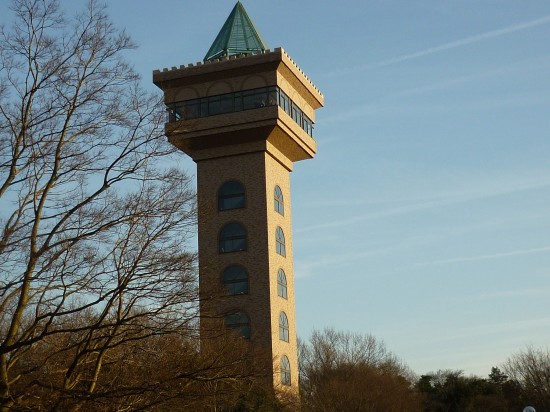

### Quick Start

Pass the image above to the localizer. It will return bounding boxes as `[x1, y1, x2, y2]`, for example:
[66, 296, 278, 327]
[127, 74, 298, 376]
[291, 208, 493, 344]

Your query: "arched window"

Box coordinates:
[274, 185, 284, 216]
[281, 355, 291, 386]
[219, 223, 246, 253]
[225, 311, 250, 339]
[277, 269, 287, 299]
[222, 265, 248, 295]
[279, 312, 289, 342]
[218, 181, 245, 211]
[276, 227, 286, 257]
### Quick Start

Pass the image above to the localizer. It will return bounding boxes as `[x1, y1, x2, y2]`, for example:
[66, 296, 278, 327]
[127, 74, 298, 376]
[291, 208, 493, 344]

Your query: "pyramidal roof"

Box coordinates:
[204, 2, 268, 62]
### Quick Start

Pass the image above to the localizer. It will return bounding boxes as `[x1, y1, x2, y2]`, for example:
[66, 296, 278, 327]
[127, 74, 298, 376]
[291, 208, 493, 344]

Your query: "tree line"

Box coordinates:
[1, 1, 548, 410]
[299, 329, 549, 412]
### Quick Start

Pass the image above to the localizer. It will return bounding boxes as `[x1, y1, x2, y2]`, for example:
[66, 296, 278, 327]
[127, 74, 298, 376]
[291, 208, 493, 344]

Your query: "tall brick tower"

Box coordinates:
[153, 2, 323, 395]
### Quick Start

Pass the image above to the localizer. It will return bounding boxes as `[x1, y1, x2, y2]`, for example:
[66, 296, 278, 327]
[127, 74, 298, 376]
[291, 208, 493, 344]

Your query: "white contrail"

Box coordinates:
[297, 177, 550, 234]
[326, 15, 550, 76]
[424, 246, 550, 265]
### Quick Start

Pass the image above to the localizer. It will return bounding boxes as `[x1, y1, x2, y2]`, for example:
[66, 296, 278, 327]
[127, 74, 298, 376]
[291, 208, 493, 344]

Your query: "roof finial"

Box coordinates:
[204, 2, 268, 62]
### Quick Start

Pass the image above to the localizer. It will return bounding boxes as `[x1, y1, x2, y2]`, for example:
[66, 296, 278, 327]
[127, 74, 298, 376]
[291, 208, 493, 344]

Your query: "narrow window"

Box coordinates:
[220, 223, 247, 253]
[279, 312, 289, 342]
[276, 227, 286, 257]
[208, 95, 222, 116]
[234, 91, 243, 112]
[253, 87, 268, 108]
[268, 86, 278, 106]
[219, 94, 234, 114]
[218, 181, 245, 211]
[184, 99, 200, 119]
[277, 269, 287, 299]
[242, 90, 256, 110]
[274, 185, 284, 216]
[222, 265, 248, 295]
[200, 99, 208, 117]
[303, 117, 313, 136]
[291, 102, 301, 125]
[279, 90, 291, 115]
[168, 105, 181, 122]
[281, 355, 291, 386]
[225, 311, 250, 339]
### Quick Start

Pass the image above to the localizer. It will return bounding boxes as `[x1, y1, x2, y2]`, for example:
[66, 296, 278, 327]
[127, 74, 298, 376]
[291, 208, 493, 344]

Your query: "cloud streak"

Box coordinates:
[294, 247, 394, 278]
[325, 15, 550, 77]
[472, 287, 550, 300]
[296, 176, 550, 234]
[420, 246, 550, 266]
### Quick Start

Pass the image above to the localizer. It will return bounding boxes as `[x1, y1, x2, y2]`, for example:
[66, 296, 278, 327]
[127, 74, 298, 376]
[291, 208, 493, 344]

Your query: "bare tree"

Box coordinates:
[299, 328, 421, 412]
[503, 346, 550, 411]
[0, 0, 226, 409]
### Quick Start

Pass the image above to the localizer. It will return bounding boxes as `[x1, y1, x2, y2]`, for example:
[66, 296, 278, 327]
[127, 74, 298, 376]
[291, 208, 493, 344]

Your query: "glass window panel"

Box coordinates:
[274, 185, 284, 216]
[292, 103, 301, 124]
[279, 312, 289, 342]
[166, 86, 316, 137]
[234, 92, 243, 112]
[200, 100, 208, 117]
[222, 265, 248, 295]
[225, 312, 250, 339]
[268, 87, 277, 106]
[220, 223, 247, 253]
[209, 96, 222, 116]
[185, 100, 200, 119]
[276, 227, 286, 257]
[220, 94, 234, 114]
[254, 88, 267, 108]
[281, 356, 291, 386]
[277, 269, 287, 299]
[304, 117, 313, 136]
[279, 92, 290, 115]
[168, 106, 180, 122]
[242, 90, 256, 110]
[218, 181, 245, 211]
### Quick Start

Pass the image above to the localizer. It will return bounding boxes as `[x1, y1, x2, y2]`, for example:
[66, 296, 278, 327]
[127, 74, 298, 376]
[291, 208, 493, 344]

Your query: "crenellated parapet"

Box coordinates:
[153, 48, 323, 110]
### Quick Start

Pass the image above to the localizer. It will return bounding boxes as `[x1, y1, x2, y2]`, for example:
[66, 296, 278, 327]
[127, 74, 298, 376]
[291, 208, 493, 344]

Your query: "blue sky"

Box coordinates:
[3, 0, 550, 377]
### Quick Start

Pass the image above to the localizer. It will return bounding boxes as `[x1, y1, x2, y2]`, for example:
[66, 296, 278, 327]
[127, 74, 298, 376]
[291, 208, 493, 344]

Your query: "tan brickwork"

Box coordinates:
[153, 48, 323, 396]
[263, 152, 299, 392]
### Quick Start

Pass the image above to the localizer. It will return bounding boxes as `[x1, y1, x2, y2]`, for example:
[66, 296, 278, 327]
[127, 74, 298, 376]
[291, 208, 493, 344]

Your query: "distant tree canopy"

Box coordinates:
[299, 330, 547, 412]
[416, 368, 523, 412]
[299, 328, 421, 412]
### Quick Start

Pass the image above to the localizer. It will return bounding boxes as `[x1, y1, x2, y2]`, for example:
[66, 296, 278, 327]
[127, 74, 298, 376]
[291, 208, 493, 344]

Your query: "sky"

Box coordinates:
[2, 0, 550, 377]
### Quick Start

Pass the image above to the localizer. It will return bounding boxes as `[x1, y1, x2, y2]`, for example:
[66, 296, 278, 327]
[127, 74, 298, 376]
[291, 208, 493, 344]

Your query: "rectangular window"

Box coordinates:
[242, 90, 256, 110]
[268, 87, 278, 106]
[168, 106, 181, 122]
[199, 100, 208, 117]
[228, 281, 248, 295]
[185, 100, 200, 119]
[278, 282, 287, 299]
[220, 196, 245, 210]
[219, 94, 234, 114]
[303, 117, 313, 136]
[291, 103, 301, 125]
[234, 92, 243, 112]
[280, 326, 289, 342]
[279, 91, 290, 115]
[167, 86, 315, 137]
[221, 238, 246, 253]
[208, 96, 222, 116]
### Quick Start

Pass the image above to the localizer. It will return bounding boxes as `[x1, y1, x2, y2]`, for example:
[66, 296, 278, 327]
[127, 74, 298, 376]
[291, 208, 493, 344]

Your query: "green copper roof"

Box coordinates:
[204, 2, 268, 62]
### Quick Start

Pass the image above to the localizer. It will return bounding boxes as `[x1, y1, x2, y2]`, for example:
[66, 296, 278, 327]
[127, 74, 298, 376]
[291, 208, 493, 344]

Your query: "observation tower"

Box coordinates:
[153, 1, 323, 395]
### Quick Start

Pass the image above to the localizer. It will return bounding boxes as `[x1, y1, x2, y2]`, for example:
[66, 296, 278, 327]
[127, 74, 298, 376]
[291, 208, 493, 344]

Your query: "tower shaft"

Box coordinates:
[153, 45, 323, 395]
